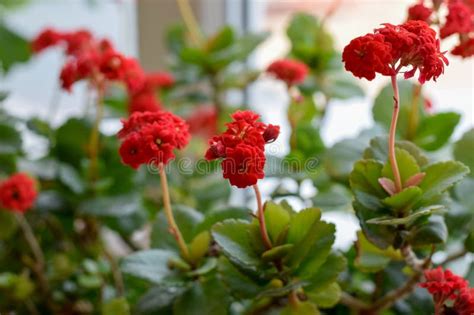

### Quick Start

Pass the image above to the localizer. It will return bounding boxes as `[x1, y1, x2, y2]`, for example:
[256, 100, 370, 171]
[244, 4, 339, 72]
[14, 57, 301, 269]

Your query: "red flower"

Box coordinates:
[420, 267, 472, 314]
[407, 3, 433, 23]
[186, 106, 218, 139]
[440, 2, 473, 39]
[59, 61, 78, 92]
[266, 59, 309, 86]
[0, 173, 38, 213]
[129, 92, 161, 114]
[205, 110, 279, 188]
[343, 21, 448, 83]
[31, 28, 64, 53]
[452, 37, 474, 57]
[342, 34, 395, 80]
[222, 144, 266, 188]
[122, 58, 146, 94]
[99, 50, 126, 80]
[63, 29, 94, 56]
[117, 111, 190, 168]
[145, 72, 175, 89]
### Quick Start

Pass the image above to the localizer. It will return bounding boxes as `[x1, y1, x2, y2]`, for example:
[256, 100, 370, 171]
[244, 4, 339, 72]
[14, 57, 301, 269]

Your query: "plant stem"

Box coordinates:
[440, 249, 468, 265]
[176, 0, 204, 47]
[88, 88, 104, 183]
[389, 75, 403, 193]
[253, 184, 272, 250]
[102, 244, 125, 297]
[15, 214, 49, 295]
[406, 84, 422, 140]
[159, 164, 190, 261]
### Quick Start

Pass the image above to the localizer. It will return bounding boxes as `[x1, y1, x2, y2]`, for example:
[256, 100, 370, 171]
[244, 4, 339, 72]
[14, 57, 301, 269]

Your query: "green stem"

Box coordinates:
[176, 0, 204, 47]
[253, 184, 272, 250]
[159, 164, 190, 261]
[389, 75, 403, 193]
[88, 88, 104, 183]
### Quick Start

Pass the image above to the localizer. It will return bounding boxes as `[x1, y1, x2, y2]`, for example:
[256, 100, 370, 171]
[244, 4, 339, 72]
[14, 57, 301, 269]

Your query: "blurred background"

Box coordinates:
[1, 0, 473, 251]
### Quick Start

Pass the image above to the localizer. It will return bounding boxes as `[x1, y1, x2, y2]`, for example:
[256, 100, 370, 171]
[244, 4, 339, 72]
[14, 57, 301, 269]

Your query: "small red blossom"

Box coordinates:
[145, 72, 175, 89]
[59, 61, 78, 92]
[440, 2, 473, 39]
[342, 34, 395, 80]
[266, 59, 309, 86]
[0, 173, 38, 213]
[31, 28, 64, 53]
[222, 144, 266, 188]
[63, 29, 94, 56]
[186, 106, 218, 139]
[205, 110, 279, 188]
[420, 267, 474, 314]
[452, 37, 474, 57]
[117, 111, 190, 168]
[343, 21, 448, 83]
[407, 3, 433, 23]
[128, 92, 161, 114]
[99, 50, 126, 80]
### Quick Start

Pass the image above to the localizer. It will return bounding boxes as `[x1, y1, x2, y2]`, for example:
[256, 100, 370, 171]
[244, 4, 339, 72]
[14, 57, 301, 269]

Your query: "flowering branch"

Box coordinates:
[253, 184, 273, 250]
[159, 164, 190, 261]
[389, 75, 403, 193]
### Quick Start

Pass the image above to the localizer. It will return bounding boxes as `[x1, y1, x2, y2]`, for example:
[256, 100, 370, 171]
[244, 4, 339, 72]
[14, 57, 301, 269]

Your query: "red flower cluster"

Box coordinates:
[0, 173, 38, 213]
[407, 3, 433, 23]
[266, 59, 309, 86]
[205, 110, 279, 188]
[420, 267, 474, 315]
[406, 0, 474, 58]
[31, 28, 175, 113]
[117, 111, 190, 168]
[343, 21, 448, 83]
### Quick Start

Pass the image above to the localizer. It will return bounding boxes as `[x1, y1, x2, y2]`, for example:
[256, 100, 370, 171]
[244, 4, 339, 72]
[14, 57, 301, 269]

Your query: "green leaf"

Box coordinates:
[173, 276, 230, 315]
[306, 282, 341, 308]
[0, 210, 17, 240]
[364, 136, 429, 167]
[0, 91, 8, 102]
[373, 81, 425, 137]
[349, 160, 386, 209]
[0, 121, 21, 154]
[366, 205, 445, 226]
[382, 186, 422, 212]
[58, 163, 85, 194]
[414, 112, 460, 151]
[354, 231, 401, 273]
[135, 283, 186, 315]
[454, 129, 474, 177]
[211, 219, 262, 271]
[54, 118, 90, 168]
[261, 244, 294, 262]
[121, 249, 178, 284]
[324, 71, 364, 100]
[418, 161, 469, 203]
[193, 207, 250, 235]
[324, 138, 366, 182]
[166, 24, 187, 56]
[264, 202, 291, 243]
[217, 257, 263, 300]
[26, 118, 51, 138]
[188, 231, 210, 263]
[79, 194, 143, 217]
[312, 184, 352, 212]
[102, 297, 130, 315]
[205, 26, 235, 52]
[408, 215, 448, 246]
[381, 148, 420, 185]
[281, 301, 320, 315]
[465, 230, 474, 253]
[287, 208, 321, 245]
[0, 23, 31, 74]
[305, 251, 346, 291]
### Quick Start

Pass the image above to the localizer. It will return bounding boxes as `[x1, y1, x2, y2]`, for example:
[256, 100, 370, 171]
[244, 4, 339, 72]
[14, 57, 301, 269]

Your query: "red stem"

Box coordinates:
[389, 75, 403, 193]
[253, 184, 272, 250]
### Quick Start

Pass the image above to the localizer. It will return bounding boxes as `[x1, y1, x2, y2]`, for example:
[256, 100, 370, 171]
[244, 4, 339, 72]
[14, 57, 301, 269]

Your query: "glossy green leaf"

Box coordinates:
[354, 231, 401, 273]
[367, 205, 444, 226]
[465, 230, 474, 253]
[306, 282, 341, 308]
[287, 207, 321, 244]
[264, 202, 291, 243]
[419, 161, 469, 203]
[408, 215, 448, 246]
[454, 128, 474, 177]
[102, 297, 130, 315]
[364, 136, 429, 167]
[305, 251, 346, 291]
[211, 219, 262, 271]
[193, 207, 250, 235]
[135, 283, 186, 315]
[188, 231, 210, 263]
[216, 257, 263, 300]
[381, 148, 420, 185]
[261, 244, 294, 262]
[205, 26, 234, 52]
[414, 112, 460, 151]
[349, 159, 386, 209]
[382, 186, 422, 212]
[121, 249, 178, 284]
[0, 23, 31, 74]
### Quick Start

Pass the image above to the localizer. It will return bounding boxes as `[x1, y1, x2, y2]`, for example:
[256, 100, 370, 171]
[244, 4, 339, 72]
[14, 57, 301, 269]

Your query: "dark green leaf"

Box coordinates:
[217, 257, 263, 300]
[0, 23, 31, 74]
[366, 205, 444, 226]
[193, 207, 250, 235]
[382, 186, 422, 212]
[121, 249, 178, 284]
[264, 202, 291, 243]
[102, 297, 130, 315]
[79, 194, 143, 217]
[354, 231, 401, 273]
[135, 283, 186, 315]
[305, 251, 346, 291]
[408, 215, 448, 246]
[205, 26, 235, 52]
[0, 121, 21, 154]
[306, 282, 341, 309]
[0, 211, 17, 240]
[349, 159, 386, 209]
[414, 112, 460, 151]
[381, 148, 420, 185]
[453, 128, 474, 177]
